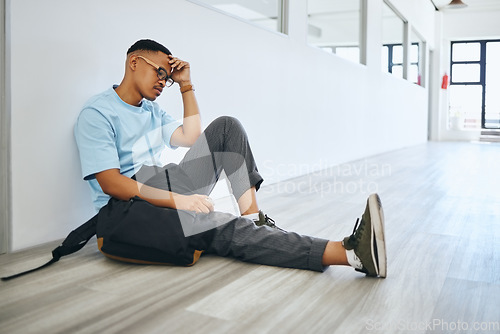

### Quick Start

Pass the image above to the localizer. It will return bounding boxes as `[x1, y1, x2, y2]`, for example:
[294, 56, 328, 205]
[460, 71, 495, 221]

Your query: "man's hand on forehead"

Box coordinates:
[168, 55, 191, 84]
[168, 55, 190, 71]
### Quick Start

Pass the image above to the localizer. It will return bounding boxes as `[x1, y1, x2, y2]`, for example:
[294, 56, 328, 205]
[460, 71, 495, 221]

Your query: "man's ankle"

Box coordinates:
[322, 241, 350, 266]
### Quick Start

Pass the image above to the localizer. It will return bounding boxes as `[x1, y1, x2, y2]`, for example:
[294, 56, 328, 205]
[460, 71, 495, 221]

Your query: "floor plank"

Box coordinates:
[1, 142, 499, 333]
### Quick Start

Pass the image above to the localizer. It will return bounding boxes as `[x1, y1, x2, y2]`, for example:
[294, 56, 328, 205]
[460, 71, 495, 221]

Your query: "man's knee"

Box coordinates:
[210, 116, 243, 133]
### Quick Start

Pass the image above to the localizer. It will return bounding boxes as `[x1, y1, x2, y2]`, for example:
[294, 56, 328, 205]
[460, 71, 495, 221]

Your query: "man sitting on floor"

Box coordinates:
[74, 39, 387, 277]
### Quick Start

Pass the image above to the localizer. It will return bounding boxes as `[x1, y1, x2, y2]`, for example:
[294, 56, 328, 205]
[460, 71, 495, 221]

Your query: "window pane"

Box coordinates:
[336, 47, 360, 63]
[409, 64, 419, 83]
[452, 64, 480, 82]
[382, 2, 404, 76]
[308, 0, 361, 64]
[392, 65, 403, 78]
[392, 45, 403, 64]
[198, 0, 281, 32]
[485, 95, 500, 129]
[411, 29, 425, 86]
[452, 42, 480, 62]
[449, 85, 483, 130]
[319, 46, 334, 54]
[410, 44, 419, 63]
[381, 46, 389, 72]
[485, 42, 500, 128]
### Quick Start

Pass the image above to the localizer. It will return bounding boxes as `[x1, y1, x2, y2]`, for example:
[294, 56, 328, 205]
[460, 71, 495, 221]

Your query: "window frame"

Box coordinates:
[187, 0, 289, 35]
[450, 39, 500, 129]
[306, 0, 364, 65]
[382, 42, 419, 83]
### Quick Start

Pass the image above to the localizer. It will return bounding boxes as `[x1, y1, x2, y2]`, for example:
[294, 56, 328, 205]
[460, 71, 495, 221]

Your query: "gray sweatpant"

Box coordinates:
[137, 116, 329, 272]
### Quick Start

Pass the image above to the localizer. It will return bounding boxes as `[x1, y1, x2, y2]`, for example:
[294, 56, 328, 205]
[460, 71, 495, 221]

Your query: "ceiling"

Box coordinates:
[431, 0, 500, 11]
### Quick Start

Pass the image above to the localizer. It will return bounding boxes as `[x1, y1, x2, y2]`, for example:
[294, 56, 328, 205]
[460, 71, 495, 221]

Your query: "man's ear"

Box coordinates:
[127, 54, 138, 71]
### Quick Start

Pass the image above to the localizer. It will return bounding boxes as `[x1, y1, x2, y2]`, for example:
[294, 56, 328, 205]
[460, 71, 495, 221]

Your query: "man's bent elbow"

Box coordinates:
[186, 134, 200, 147]
[96, 169, 136, 201]
[179, 130, 201, 147]
[102, 184, 134, 201]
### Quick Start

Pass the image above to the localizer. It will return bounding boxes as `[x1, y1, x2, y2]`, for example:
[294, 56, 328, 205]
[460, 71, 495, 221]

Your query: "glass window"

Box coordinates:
[381, 2, 404, 78]
[449, 85, 483, 129]
[452, 42, 480, 62]
[409, 64, 419, 83]
[392, 65, 403, 78]
[318, 46, 334, 54]
[335, 46, 360, 64]
[452, 64, 481, 82]
[410, 44, 419, 64]
[411, 29, 424, 86]
[381, 46, 389, 73]
[392, 45, 403, 64]
[194, 0, 284, 33]
[308, 0, 362, 64]
[485, 42, 500, 128]
[449, 40, 500, 130]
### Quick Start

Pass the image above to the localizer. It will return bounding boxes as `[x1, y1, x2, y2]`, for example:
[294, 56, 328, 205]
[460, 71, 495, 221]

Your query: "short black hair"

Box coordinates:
[127, 39, 172, 56]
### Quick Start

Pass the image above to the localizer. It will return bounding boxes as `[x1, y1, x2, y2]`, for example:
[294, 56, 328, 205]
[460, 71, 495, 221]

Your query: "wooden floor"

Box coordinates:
[1, 142, 499, 334]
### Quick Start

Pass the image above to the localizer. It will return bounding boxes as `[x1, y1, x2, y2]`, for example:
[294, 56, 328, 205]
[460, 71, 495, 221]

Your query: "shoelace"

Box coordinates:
[347, 218, 364, 247]
[263, 214, 285, 231]
[264, 214, 277, 227]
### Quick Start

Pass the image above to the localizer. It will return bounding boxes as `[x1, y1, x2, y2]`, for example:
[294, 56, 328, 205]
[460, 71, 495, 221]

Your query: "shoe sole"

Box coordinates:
[368, 193, 387, 278]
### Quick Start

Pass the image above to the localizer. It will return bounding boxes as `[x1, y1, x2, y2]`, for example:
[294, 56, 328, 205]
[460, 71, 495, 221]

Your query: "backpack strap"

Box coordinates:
[1, 214, 98, 281]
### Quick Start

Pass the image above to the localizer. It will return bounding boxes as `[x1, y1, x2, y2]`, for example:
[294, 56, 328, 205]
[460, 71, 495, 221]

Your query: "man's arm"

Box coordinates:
[94, 57, 212, 211]
[168, 55, 201, 147]
[95, 169, 214, 213]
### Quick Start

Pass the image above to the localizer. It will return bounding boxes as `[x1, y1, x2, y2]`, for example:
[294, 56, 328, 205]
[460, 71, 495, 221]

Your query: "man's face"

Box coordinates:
[133, 51, 172, 101]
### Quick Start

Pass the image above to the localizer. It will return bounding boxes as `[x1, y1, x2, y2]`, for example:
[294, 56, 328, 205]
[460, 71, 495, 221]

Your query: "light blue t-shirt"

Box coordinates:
[74, 86, 182, 211]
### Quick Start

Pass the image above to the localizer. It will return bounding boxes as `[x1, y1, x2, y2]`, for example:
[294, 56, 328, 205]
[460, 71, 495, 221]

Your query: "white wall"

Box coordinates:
[8, 0, 432, 251]
[389, 0, 436, 49]
[434, 8, 500, 141]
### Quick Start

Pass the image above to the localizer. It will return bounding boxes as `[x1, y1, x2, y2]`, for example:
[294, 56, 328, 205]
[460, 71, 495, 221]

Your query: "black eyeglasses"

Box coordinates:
[135, 55, 175, 87]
